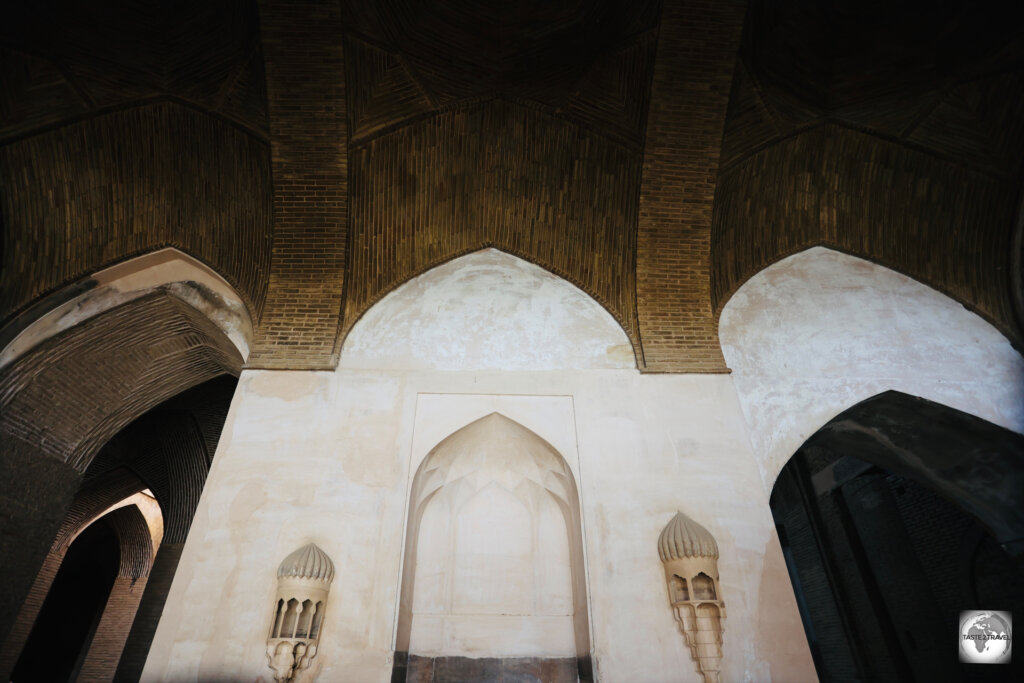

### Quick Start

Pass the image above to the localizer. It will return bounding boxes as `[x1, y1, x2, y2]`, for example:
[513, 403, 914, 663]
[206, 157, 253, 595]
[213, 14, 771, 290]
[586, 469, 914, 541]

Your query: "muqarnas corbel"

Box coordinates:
[266, 543, 335, 682]
[658, 511, 726, 683]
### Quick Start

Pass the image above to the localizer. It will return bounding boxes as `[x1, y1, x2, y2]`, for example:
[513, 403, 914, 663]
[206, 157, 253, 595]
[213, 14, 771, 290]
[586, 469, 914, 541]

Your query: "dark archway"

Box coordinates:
[0, 374, 238, 681]
[11, 516, 120, 682]
[0, 292, 242, 650]
[770, 391, 1024, 682]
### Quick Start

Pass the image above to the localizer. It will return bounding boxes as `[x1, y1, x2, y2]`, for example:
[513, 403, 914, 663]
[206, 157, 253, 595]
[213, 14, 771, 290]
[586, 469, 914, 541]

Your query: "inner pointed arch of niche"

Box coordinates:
[400, 412, 589, 659]
[339, 248, 635, 371]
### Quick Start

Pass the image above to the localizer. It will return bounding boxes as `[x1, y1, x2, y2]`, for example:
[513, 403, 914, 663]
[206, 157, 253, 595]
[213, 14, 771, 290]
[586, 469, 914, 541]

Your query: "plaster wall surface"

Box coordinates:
[339, 249, 635, 371]
[142, 252, 814, 682]
[719, 247, 1024, 493]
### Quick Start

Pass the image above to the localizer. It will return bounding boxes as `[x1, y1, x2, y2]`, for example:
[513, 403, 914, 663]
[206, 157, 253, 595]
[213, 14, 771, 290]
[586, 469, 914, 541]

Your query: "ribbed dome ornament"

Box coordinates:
[278, 543, 335, 582]
[266, 543, 336, 682]
[658, 511, 719, 561]
[657, 511, 726, 683]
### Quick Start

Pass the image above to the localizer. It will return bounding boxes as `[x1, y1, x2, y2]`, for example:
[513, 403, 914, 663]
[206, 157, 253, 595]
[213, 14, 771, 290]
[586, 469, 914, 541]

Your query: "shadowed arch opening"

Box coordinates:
[393, 413, 592, 682]
[340, 248, 637, 371]
[0, 375, 237, 682]
[769, 392, 1024, 682]
[0, 249, 246, 653]
[10, 496, 161, 683]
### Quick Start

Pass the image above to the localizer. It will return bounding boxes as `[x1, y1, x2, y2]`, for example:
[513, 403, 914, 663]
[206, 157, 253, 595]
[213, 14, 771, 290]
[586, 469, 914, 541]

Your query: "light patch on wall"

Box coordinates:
[339, 249, 635, 371]
[719, 246, 1024, 491]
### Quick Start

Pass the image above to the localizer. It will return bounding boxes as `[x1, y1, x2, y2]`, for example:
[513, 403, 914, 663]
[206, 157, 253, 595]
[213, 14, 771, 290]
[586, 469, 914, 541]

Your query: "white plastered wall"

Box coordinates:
[719, 246, 1024, 494]
[143, 249, 814, 682]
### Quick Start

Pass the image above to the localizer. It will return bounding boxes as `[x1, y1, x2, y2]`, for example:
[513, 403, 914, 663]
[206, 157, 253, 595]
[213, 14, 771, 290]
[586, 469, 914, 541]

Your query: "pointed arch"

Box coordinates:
[719, 246, 1024, 491]
[0, 252, 244, 652]
[394, 413, 590, 680]
[340, 247, 637, 370]
[1, 247, 254, 370]
[5, 494, 162, 683]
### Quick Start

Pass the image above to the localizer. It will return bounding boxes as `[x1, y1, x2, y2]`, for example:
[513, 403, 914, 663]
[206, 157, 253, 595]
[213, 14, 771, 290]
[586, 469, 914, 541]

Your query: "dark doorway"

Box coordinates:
[770, 392, 1024, 682]
[12, 517, 120, 682]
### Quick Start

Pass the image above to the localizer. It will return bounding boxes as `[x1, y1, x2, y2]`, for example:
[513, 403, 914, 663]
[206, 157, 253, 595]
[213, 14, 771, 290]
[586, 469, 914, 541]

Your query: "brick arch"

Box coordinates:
[53, 469, 150, 552]
[0, 469, 149, 679]
[107, 379, 237, 682]
[0, 291, 240, 646]
[90, 410, 212, 545]
[342, 99, 643, 365]
[0, 102, 273, 328]
[104, 505, 156, 582]
[1, 291, 241, 472]
[75, 503, 160, 682]
[1, 247, 255, 374]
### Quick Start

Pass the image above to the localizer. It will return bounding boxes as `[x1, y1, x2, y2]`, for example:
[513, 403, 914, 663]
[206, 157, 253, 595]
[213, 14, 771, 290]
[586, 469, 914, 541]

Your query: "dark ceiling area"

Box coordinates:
[1, 0, 1022, 368]
[342, 0, 659, 107]
[0, 0, 267, 141]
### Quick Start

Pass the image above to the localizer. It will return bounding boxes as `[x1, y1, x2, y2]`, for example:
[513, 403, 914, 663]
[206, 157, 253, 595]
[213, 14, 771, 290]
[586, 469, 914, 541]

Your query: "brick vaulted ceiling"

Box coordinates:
[1, 0, 1022, 374]
[714, 0, 1024, 350]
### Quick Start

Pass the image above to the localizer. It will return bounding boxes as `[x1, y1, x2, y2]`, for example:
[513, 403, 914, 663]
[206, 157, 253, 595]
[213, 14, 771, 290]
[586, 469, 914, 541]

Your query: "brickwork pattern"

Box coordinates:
[1, 375, 231, 680]
[78, 574, 151, 683]
[53, 470, 148, 551]
[0, 548, 66, 680]
[0, 293, 241, 472]
[344, 99, 642, 353]
[77, 505, 155, 683]
[0, 469, 147, 680]
[114, 544, 185, 683]
[0, 448, 81, 649]
[0, 0, 268, 141]
[0, 103, 272, 326]
[340, 0, 660, 147]
[635, 0, 745, 372]
[712, 124, 1021, 347]
[247, 0, 348, 369]
[714, 2, 1024, 348]
[89, 412, 211, 544]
